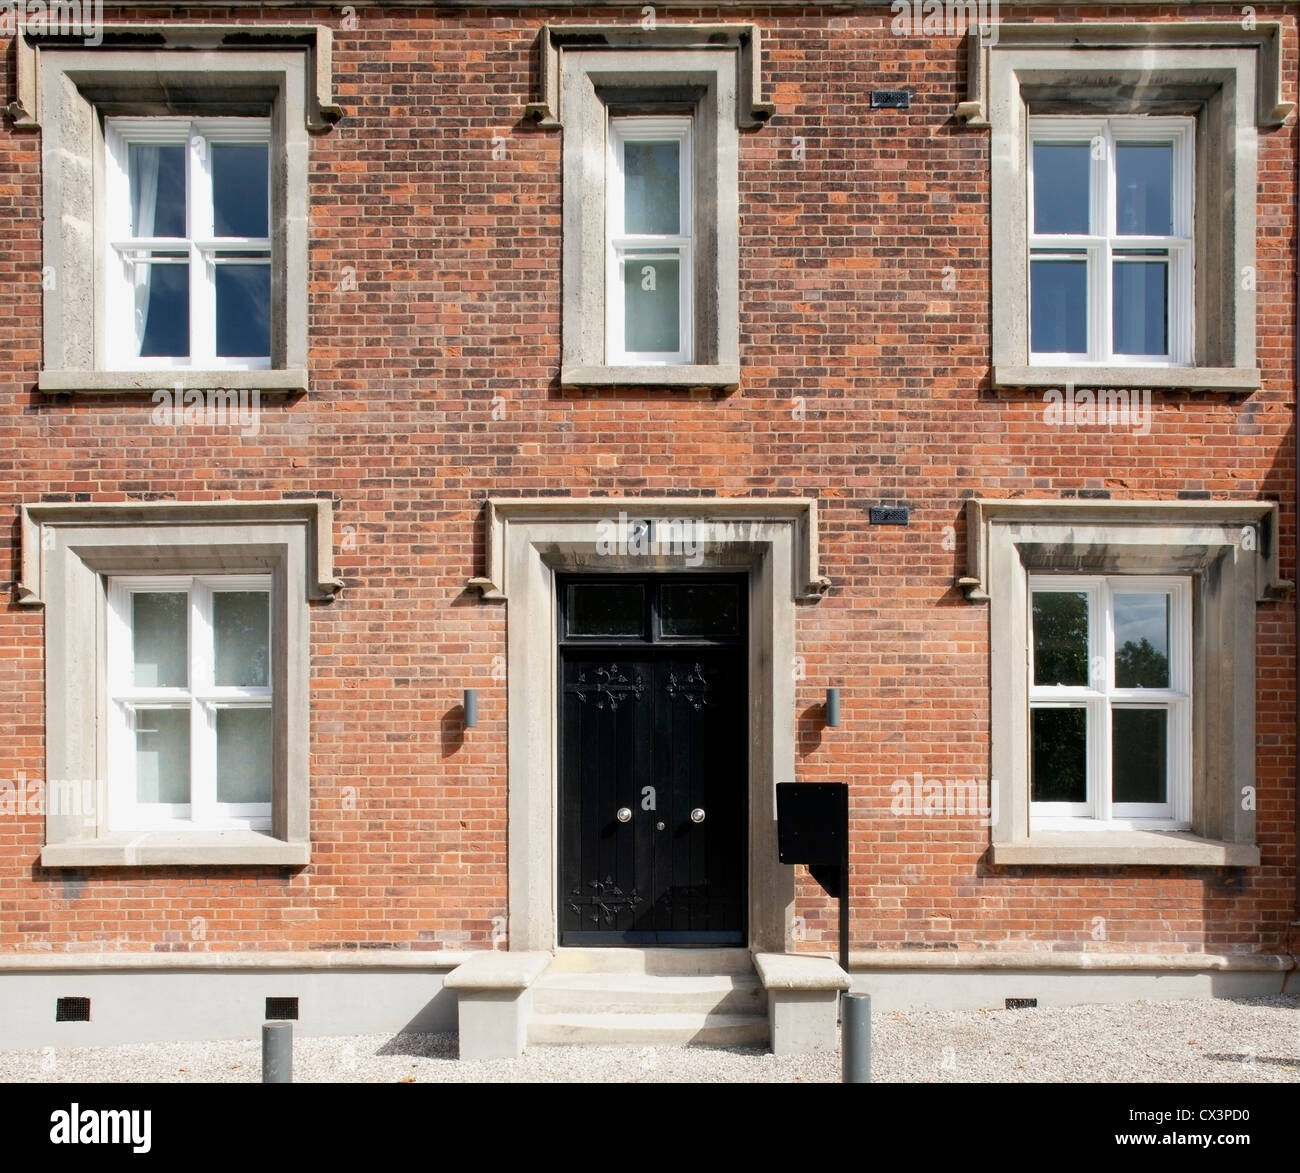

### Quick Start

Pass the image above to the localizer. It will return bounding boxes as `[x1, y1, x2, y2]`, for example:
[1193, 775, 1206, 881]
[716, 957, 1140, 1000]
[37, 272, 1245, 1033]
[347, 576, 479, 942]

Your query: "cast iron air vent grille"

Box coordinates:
[55, 996, 91, 1022]
[871, 90, 911, 109]
[265, 997, 299, 1021]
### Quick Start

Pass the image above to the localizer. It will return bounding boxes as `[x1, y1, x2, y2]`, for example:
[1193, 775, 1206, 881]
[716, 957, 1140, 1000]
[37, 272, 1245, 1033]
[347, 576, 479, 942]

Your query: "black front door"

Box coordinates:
[559, 576, 747, 945]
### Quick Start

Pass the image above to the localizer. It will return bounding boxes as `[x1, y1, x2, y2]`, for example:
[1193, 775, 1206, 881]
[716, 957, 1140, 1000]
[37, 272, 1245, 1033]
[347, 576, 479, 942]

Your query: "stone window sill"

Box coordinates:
[560, 364, 740, 390]
[40, 830, 309, 868]
[990, 830, 1260, 867]
[38, 370, 309, 395]
[993, 365, 1260, 393]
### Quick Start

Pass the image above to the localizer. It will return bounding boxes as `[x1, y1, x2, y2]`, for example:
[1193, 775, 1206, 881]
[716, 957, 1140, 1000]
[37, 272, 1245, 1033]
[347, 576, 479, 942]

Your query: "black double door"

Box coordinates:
[558, 576, 747, 945]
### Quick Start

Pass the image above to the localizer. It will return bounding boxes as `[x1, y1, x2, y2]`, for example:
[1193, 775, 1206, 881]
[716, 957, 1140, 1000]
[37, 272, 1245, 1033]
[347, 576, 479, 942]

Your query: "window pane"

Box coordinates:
[128, 143, 186, 238]
[567, 583, 645, 637]
[132, 592, 188, 688]
[660, 583, 739, 637]
[1112, 709, 1167, 803]
[1114, 593, 1170, 688]
[136, 708, 190, 804]
[214, 591, 270, 687]
[1032, 143, 1091, 234]
[136, 261, 190, 358]
[1112, 260, 1168, 356]
[215, 263, 271, 357]
[212, 144, 269, 238]
[623, 140, 680, 235]
[1031, 707, 1087, 802]
[1116, 143, 1173, 236]
[1030, 259, 1087, 353]
[1032, 591, 1090, 686]
[624, 257, 680, 353]
[216, 707, 272, 804]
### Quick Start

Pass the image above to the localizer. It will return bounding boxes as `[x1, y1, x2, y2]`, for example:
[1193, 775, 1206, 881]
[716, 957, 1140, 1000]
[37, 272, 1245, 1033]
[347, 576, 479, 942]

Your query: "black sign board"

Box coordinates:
[777, 782, 847, 865]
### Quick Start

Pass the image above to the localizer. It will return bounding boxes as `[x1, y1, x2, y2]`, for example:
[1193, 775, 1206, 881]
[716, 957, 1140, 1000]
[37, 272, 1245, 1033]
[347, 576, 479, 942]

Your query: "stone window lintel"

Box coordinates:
[18, 499, 345, 606]
[959, 498, 1288, 604]
[957, 21, 1293, 129]
[9, 22, 342, 131]
[526, 22, 774, 130]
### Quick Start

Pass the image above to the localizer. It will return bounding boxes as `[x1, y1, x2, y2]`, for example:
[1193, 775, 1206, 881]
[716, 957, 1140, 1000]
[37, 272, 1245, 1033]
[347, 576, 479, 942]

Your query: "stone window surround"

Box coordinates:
[533, 25, 774, 390]
[961, 498, 1289, 867]
[469, 496, 829, 953]
[18, 500, 343, 867]
[961, 22, 1295, 394]
[17, 25, 342, 396]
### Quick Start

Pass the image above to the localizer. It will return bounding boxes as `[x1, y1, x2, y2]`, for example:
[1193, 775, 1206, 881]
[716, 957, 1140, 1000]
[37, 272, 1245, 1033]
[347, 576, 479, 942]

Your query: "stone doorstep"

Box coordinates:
[753, 953, 850, 1057]
[444, 950, 552, 991]
[753, 952, 851, 992]
[447, 952, 553, 1061]
[451, 951, 851, 1057]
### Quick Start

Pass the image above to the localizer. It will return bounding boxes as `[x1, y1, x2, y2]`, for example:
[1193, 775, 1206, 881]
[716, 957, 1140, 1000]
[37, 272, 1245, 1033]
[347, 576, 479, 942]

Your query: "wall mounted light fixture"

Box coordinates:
[463, 688, 479, 729]
[825, 687, 840, 728]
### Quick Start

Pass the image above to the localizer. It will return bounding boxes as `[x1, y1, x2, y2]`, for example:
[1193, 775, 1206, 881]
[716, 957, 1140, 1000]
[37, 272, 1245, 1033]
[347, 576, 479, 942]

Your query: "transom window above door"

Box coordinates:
[105, 117, 272, 370]
[1028, 116, 1193, 366]
[561, 576, 744, 644]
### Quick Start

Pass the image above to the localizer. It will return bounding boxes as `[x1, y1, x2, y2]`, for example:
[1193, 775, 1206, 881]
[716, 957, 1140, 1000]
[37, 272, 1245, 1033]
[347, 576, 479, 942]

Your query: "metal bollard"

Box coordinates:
[841, 991, 871, 1083]
[262, 1021, 293, 1083]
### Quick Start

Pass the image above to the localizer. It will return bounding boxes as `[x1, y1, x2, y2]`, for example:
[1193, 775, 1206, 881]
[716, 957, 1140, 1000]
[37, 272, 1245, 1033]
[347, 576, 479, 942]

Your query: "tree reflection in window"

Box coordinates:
[1032, 591, 1089, 686]
[1115, 638, 1169, 689]
[1114, 593, 1170, 688]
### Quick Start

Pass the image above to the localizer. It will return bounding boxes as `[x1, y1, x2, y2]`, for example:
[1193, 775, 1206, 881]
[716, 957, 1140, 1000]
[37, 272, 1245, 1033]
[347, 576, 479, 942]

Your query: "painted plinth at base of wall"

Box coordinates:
[0, 964, 461, 1050]
[5, 954, 1293, 1051]
[850, 965, 1294, 1011]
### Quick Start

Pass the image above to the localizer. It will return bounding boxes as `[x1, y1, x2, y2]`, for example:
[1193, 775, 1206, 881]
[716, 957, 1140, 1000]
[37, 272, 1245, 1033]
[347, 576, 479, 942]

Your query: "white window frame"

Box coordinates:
[105, 117, 272, 372]
[605, 115, 693, 365]
[106, 573, 273, 832]
[1027, 115, 1194, 367]
[1028, 574, 1191, 830]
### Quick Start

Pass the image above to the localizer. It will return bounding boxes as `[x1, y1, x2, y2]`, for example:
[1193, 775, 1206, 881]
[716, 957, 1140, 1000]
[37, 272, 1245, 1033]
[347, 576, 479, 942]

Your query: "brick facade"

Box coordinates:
[0, 3, 1295, 963]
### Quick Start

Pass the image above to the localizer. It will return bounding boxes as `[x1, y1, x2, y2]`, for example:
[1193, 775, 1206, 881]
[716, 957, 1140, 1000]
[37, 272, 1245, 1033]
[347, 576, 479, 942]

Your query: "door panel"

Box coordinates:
[560, 657, 653, 939]
[559, 645, 747, 945]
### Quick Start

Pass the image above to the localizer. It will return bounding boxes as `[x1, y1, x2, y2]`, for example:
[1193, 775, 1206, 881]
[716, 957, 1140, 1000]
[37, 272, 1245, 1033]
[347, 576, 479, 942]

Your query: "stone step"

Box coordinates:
[547, 947, 754, 975]
[532, 972, 765, 1016]
[528, 1011, 769, 1048]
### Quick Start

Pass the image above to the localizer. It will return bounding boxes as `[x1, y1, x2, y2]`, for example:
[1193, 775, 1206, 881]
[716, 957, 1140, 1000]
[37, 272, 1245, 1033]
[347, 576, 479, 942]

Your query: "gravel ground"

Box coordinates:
[4, 996, 1297, 1083]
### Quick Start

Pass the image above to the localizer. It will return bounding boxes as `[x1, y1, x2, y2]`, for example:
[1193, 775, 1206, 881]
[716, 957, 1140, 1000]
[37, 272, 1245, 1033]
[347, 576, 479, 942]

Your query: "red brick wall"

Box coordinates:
[0, 4, 1294, 958]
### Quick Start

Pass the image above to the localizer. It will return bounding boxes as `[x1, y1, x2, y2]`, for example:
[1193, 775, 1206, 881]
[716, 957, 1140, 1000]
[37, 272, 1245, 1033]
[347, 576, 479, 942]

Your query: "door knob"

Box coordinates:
[655, 821, 665, 831]
[616, 807, 632, 823]
[690, 808, 706, 824]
